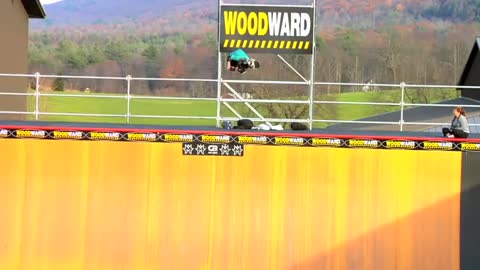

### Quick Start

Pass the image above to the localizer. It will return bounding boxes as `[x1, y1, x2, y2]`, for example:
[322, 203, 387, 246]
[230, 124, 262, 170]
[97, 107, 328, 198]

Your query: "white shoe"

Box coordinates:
[255, 124, 271, 131]
[270, 124, 284, 131]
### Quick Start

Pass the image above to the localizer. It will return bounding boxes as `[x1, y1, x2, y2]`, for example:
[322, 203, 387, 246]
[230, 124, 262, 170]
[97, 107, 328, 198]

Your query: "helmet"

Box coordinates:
[248, 59, 260, 69]
[222, 120, 234, 129]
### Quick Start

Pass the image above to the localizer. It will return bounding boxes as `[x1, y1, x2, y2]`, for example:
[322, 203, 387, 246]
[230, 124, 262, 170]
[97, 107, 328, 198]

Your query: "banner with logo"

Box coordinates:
[219, 5, 314, 54]
[0, 127, 476, 153]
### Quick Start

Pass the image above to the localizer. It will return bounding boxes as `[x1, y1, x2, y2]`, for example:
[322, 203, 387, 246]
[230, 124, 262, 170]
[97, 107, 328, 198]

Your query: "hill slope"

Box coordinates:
[32, 0, 211, 29]
[32, 0, 480, 31]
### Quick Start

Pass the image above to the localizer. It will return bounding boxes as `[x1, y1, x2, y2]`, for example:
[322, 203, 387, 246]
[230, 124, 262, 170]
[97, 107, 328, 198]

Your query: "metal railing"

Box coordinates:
[1, 72, 480, 132]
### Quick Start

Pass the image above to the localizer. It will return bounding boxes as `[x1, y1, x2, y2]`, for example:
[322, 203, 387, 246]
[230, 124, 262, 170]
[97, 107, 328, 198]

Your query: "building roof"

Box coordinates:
[458, 37, 480, 86]
[457, 37, 480, 101]
[21, 0, 46, 19]
[326, 97, 480, 132]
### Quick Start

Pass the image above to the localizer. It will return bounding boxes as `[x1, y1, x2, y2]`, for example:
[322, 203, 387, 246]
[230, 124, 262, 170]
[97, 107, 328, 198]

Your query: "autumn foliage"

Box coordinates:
[28, 0, 480, 97]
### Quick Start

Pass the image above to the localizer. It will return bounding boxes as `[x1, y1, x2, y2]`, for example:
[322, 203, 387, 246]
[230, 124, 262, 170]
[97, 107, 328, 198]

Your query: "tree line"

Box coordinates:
[28, 22, 479, 98]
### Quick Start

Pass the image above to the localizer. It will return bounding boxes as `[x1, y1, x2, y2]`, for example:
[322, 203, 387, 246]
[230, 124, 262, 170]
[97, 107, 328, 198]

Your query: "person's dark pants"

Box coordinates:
[227, 57, 238, 71]
[442, 127, 469, 138]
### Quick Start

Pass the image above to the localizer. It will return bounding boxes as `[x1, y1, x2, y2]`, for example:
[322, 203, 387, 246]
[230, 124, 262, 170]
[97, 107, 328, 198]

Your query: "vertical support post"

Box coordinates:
[400, 82, 405, 131]
[35, 72, 40, 121]
[308, 0, 317, 130]
[216, 0, 223, 128]
[126, 75, 132, 124]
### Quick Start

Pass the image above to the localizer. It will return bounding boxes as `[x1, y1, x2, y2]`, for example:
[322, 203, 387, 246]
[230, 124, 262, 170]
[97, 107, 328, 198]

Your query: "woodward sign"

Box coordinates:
[220, 5, 314, 54]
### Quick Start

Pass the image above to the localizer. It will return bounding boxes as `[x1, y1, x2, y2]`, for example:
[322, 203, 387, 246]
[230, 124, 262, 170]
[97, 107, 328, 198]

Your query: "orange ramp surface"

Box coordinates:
[0, 139, 461, 270]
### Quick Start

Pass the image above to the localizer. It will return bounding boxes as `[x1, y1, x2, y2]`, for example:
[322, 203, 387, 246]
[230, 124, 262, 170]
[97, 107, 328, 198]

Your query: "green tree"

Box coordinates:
[86, 45, 106, 65]
[315, 35, 326, 51]
[52, 77, 65, 92]
[142, 44, 158, 59]
[56, 40, 89, 70]
[203, 32, 216, 48]
[340, 30, 362, 56]
[104, 41, 130, 62]
[142, 44, 161, 92]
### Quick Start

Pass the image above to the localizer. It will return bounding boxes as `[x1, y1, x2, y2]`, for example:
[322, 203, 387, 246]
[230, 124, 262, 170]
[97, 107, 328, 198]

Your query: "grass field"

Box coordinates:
[28, 93, 217, 126]
[26, 88, 458, 128]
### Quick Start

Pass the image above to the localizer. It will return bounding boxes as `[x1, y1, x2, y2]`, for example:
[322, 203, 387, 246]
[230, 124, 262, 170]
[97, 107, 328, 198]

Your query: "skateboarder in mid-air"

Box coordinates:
[226, 49, 260, 74]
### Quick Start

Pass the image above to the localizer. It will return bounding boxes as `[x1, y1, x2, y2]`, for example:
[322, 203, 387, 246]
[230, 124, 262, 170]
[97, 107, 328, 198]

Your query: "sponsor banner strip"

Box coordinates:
[0, 128, 475, 152]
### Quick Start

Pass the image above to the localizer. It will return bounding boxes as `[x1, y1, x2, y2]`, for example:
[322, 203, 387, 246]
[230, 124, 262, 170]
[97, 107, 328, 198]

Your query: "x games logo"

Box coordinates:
[182, 142, 244, 157]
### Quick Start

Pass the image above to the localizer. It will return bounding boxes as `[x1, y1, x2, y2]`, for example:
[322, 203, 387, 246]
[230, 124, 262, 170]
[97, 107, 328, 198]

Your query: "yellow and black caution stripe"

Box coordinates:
[223, 39, 310, 50]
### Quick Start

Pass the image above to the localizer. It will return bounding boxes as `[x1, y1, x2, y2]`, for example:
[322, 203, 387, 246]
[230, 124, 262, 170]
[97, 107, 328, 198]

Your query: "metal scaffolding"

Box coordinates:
[216, 0, 317, 129]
